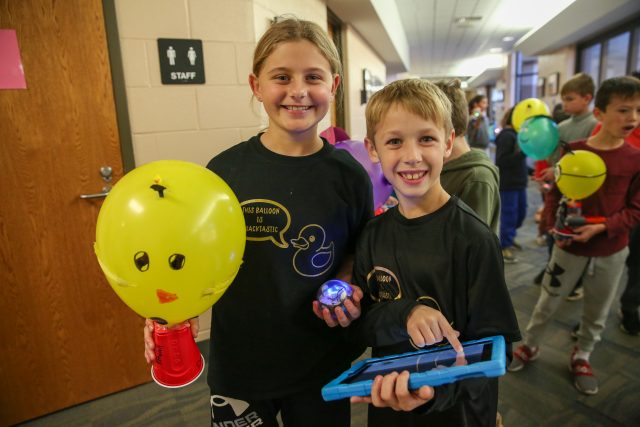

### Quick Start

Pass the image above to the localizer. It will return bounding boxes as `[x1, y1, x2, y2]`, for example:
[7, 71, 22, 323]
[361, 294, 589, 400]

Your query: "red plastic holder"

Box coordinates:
[151, 321, 204, 388]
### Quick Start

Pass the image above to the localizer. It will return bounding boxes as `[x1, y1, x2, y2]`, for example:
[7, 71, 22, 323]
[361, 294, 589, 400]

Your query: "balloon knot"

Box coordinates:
[151, 184, 166, 198]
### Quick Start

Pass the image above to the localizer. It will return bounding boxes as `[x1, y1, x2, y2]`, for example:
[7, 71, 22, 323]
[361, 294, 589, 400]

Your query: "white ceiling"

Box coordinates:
[396, 0, 575, 78]
[328, 0, 640, 85]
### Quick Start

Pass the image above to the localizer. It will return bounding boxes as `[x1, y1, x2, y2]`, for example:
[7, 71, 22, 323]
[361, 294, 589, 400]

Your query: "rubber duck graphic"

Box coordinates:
[290, 224, 334, 277]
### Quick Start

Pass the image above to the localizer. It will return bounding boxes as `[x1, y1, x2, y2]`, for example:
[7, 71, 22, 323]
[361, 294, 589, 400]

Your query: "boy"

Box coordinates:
[508, 76, 640, 395]
[536, 73, 599, 297]
[350, 79, 520, 426]
[436, 79, 500, 235]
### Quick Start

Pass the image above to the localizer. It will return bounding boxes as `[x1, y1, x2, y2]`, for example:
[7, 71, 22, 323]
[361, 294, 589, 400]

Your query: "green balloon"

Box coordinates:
[517, 116, 559, 160]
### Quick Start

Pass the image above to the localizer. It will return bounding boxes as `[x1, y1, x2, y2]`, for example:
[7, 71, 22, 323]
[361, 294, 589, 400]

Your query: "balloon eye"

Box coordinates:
[134, 251, 150, 272]
[169, 253, 185, 270]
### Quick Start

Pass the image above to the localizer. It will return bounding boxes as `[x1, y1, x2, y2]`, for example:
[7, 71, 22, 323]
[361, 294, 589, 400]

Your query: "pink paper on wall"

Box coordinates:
[0, 29, 27, 89]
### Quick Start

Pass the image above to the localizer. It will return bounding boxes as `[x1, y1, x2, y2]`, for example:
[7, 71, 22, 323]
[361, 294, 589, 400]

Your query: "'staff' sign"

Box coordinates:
[157, 38, 205, 84]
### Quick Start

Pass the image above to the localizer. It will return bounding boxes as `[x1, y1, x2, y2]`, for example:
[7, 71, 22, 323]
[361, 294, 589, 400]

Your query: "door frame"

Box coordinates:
[102, 0, 135, 172]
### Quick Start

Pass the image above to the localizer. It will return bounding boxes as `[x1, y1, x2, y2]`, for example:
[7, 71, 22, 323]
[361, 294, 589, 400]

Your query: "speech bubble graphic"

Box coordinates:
[241, 199, 291, 248]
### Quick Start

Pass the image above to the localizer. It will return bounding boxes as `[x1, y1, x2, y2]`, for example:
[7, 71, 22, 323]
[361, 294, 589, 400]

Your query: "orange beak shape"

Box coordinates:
[156, 289, 178, 304]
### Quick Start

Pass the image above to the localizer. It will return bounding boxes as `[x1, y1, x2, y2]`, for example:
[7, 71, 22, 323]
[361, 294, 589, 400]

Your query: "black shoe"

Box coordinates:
[533, 269, 544, 285]
[620, 309, 640, 336]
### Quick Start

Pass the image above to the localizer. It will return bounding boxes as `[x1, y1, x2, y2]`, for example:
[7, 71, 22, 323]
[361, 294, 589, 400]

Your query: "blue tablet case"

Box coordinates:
[322, 335, 506, 401]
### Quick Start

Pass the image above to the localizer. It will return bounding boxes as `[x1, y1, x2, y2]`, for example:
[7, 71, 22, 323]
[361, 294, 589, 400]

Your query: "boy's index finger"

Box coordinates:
[439, 319, 463, 353]
[445, 330, 463, 353]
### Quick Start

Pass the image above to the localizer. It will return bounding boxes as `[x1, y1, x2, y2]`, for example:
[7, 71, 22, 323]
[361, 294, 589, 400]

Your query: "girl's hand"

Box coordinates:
[312, 284, 363, 327]
[407, 305, 463, 353]
[350, 371, 435, 411]
[143, 319, 156, 364]
[143, 317, 200, 364]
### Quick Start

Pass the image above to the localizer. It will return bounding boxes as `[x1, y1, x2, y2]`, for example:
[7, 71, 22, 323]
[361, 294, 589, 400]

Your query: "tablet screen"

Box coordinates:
[343, 342, 493, 384]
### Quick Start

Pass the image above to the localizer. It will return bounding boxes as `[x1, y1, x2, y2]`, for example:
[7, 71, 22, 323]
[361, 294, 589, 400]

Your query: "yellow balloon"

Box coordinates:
[555, 150, 606, 200]
[512, 98, 550, 131]
[94, 160, 245, 326]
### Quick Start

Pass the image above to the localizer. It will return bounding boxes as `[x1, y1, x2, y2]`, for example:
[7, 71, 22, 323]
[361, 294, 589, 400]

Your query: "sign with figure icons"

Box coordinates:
[157, 38, 205, 84]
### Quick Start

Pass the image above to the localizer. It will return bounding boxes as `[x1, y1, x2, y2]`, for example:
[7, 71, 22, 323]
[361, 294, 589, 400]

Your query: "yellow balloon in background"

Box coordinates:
[512, 98, 550, 131]
[94, 160, 246, 326]
[555, 150, 607, 200]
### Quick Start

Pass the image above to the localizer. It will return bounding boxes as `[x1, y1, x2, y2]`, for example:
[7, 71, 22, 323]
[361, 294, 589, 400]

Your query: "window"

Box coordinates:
[577, 18, 640, 83]
[515, 53, 538, 101]
[632, 29, 640, 74]
[602, 32, 630, 80]
[580, 44, 601, 84]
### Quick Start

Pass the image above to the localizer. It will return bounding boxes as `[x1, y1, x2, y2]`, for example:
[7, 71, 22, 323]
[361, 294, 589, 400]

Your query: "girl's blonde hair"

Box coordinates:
[253, 16, 342, 77]
[366, 79, 453, 141]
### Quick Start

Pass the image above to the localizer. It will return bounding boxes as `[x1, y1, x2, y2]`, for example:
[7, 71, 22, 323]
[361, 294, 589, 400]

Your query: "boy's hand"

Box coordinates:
[535, 167, 555, 182]
[407, 305, 463, 353]
[143, 317, 199, 364]
[350, 371, 435, 411]
[571, 223, 606, 243]
[312, 284, 363, 328]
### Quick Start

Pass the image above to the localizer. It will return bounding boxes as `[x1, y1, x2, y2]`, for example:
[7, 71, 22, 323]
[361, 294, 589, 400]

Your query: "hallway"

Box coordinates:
[20, 182, 640, 427]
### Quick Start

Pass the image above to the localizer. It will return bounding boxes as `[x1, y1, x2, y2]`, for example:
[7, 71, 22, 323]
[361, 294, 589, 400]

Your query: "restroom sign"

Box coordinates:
[157, 38, 205, 84]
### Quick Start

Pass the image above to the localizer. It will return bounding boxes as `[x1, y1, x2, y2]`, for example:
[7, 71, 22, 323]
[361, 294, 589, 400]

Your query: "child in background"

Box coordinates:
[535, 73, 598, 297]
[495, 107, 528, 264]
[144, 17, 373, 427]
[436, 79, 500, 234]
[582, 71, 640, 335]
[351, 79, 520, 426]
[466, 94, 491, 151]
[508, 76, 640, 395]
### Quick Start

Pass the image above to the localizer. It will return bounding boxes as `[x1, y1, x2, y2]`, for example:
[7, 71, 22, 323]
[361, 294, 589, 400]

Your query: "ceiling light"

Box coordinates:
[490, 48, 503, 53]
[454, 16, 482, 25]
[502, 36, 515, 42]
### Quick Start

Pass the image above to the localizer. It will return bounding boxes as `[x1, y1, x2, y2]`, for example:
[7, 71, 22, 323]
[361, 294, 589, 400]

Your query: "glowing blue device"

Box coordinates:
[317, 279, 353, 314]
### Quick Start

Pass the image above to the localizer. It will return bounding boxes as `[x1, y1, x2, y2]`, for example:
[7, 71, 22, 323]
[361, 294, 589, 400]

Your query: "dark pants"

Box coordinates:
[621, 226, 640, 311]
[500, 189, 527, 248]
[210, 388, 350, 427]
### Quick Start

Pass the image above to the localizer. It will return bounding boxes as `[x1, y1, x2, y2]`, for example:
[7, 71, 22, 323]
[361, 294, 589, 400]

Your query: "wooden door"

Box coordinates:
[0, 1, 149, 425]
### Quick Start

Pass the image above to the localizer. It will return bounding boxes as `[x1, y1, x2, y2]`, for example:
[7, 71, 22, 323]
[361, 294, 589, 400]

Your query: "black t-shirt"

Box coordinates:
[353, 197, 521, 426]
[206, 134, 373, 399]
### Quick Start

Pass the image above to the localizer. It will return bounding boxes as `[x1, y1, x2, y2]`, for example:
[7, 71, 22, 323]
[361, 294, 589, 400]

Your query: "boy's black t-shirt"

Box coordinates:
[353, 197, 520, 426]
[205, 134, 373, 400]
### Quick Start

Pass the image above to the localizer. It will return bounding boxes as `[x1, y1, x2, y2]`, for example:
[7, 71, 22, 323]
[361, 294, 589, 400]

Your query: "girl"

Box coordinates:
[466, 94, 491, 151]
[144, 17, 373, 427]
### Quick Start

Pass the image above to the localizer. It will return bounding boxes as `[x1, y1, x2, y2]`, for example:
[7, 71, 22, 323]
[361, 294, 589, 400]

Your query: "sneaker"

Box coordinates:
[566, 286, 584, 301]
[502, 248, 518, 264]
[511, 241, 523, 250]
[533, 269, 544, 285]
[570, 323, 580, 339]
[570, 349, 598, 395]
[535, 235, 547, 246]
[508, 345, 539, 372]
[619, 308, 640, 336]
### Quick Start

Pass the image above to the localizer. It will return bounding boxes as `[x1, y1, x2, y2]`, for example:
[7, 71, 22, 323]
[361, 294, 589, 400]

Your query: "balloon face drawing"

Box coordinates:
[555, 150, 606, 200]
[94, 160, 246, 326]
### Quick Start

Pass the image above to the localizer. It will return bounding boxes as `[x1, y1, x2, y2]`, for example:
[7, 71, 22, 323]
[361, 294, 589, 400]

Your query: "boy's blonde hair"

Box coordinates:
[435, 79, 468, 137]
[560, 72, 595, 97]
[252, 16, 342, 77]
[366, 79, 453, 141]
